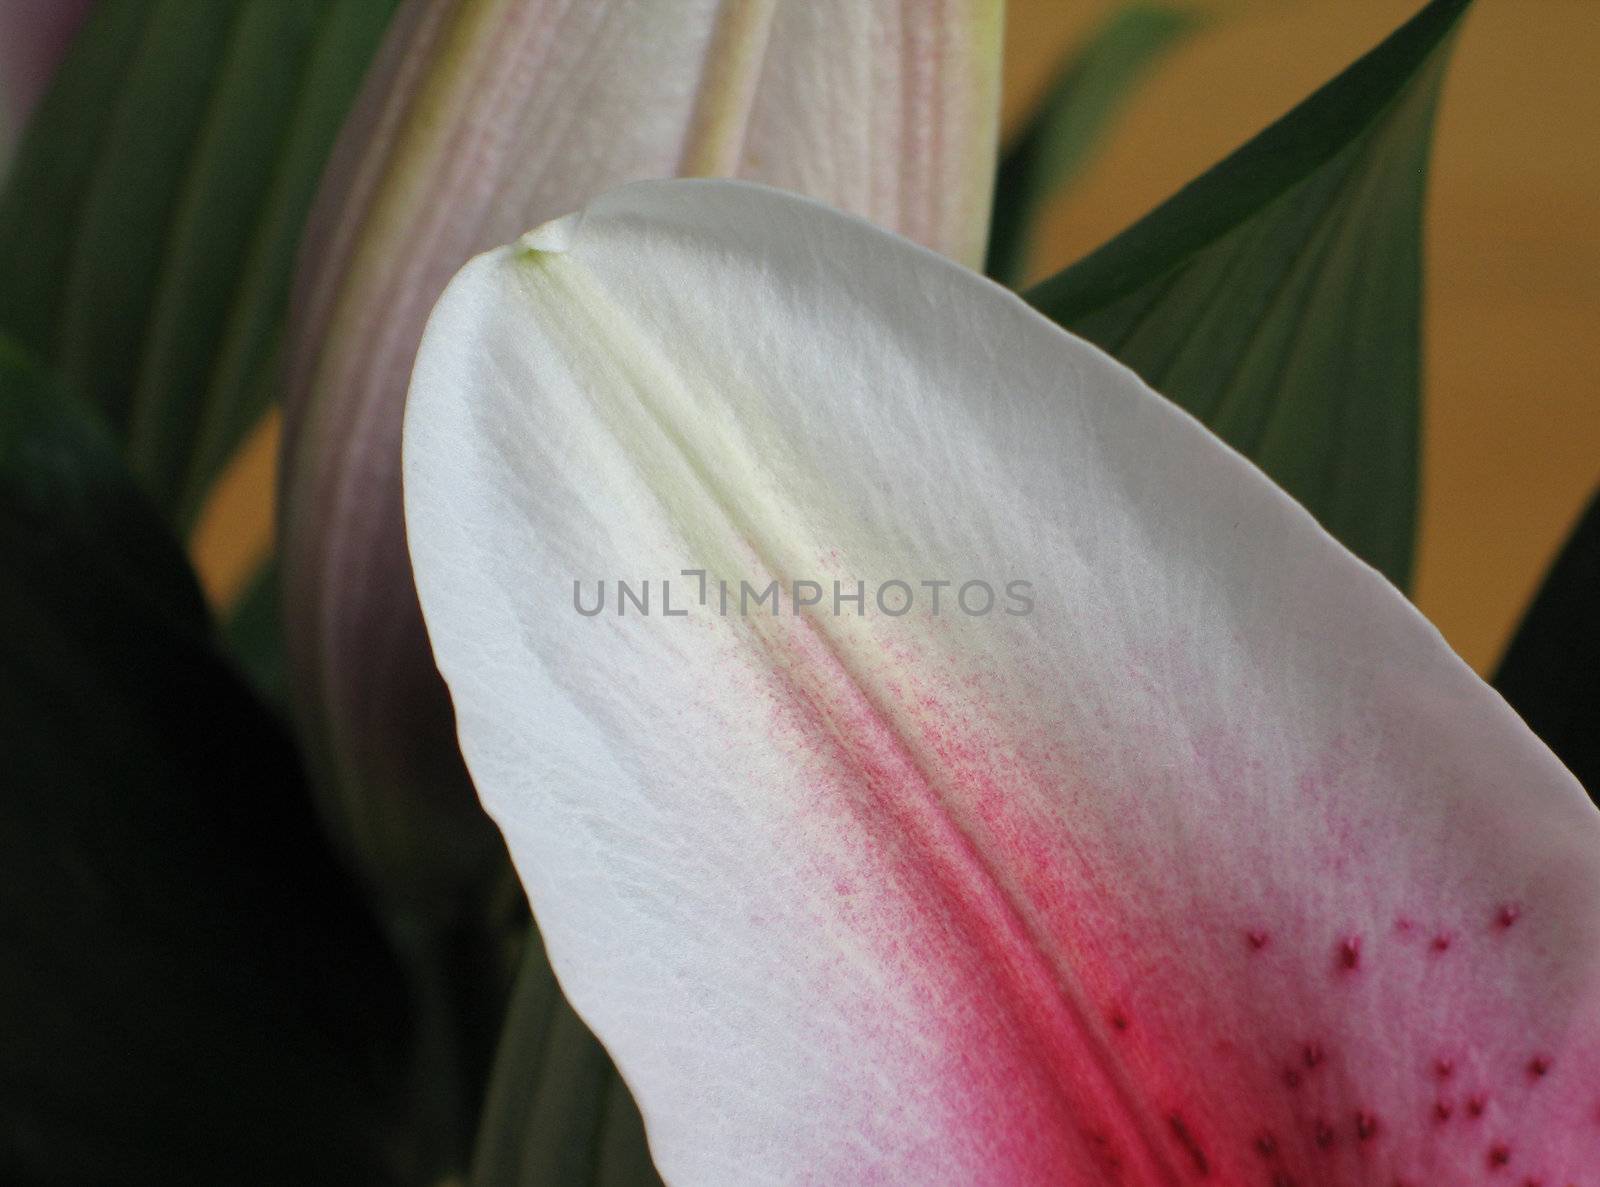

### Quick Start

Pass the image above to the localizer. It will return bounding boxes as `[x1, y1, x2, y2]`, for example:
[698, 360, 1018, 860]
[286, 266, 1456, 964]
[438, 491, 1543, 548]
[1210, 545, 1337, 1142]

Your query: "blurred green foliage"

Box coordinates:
[0, 0, 398, 528]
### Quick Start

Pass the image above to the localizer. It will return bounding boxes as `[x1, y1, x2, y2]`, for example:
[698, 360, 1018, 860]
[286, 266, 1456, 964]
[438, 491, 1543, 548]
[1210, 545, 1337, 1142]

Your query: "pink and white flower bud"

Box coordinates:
[279, 0, 1001, 909]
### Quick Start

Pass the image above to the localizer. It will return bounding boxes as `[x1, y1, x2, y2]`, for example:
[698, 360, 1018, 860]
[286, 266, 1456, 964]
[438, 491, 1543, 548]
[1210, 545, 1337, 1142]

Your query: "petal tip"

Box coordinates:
[519, 210, 585, 256]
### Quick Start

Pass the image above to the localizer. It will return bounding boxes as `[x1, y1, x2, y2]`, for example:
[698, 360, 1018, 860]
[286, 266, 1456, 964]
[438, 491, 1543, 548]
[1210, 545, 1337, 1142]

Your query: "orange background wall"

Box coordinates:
[193, 0, 1599, 675]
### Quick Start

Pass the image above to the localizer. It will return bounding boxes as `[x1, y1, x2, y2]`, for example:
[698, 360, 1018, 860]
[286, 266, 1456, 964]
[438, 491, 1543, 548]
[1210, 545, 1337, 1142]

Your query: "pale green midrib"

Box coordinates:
[512, 248, 1189, 1185]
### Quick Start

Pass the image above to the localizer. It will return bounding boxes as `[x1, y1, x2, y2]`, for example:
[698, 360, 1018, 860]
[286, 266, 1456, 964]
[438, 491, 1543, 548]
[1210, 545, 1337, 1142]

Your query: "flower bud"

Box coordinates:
[279, 0, 1000, 912]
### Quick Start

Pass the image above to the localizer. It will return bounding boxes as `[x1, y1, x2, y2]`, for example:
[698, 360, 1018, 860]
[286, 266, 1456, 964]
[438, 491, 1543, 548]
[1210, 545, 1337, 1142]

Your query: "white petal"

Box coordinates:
[405, 179, 1600, 1185]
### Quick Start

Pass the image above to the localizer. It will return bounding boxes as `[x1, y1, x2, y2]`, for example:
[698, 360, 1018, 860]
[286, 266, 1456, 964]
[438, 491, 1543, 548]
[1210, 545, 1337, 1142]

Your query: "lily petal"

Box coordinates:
[405, 180, 1600, 1185]
[282, 0, 1000, 904]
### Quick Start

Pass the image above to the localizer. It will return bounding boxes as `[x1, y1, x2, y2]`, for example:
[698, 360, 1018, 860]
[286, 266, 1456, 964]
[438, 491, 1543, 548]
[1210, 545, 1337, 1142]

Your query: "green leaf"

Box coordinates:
[225, 553, 287, 706]
[472, 930, 660, 1187]
[1026, 0, 1474, 590]
[0, 0, 399, 528]
[0, 343, 412, 1184]
[1494, 490, 1599, 803]
[986, 3, 1197, 287]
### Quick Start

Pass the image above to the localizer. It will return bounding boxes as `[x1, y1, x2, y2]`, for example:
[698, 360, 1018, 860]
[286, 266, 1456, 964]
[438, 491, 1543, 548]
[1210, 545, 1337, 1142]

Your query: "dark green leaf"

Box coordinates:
[1027, 0, 1474, 590]
[224, 554, 286, 706]
[1494, 490, 1599, 802]
[986, 3, 1197, 287]
[0, 344, 411, 1185]
[0, 0, 399, 527]
[472, 930, 660, 1187]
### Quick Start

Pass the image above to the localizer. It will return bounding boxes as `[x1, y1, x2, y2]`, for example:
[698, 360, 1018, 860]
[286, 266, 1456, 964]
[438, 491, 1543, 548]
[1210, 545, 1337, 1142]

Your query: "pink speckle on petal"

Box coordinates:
[1338, 935, 1362, 971]
[730, 588, 1593, 1183]
[1165, 1112, 1210, 1176]
[1313, 1117, 1336, 1149]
